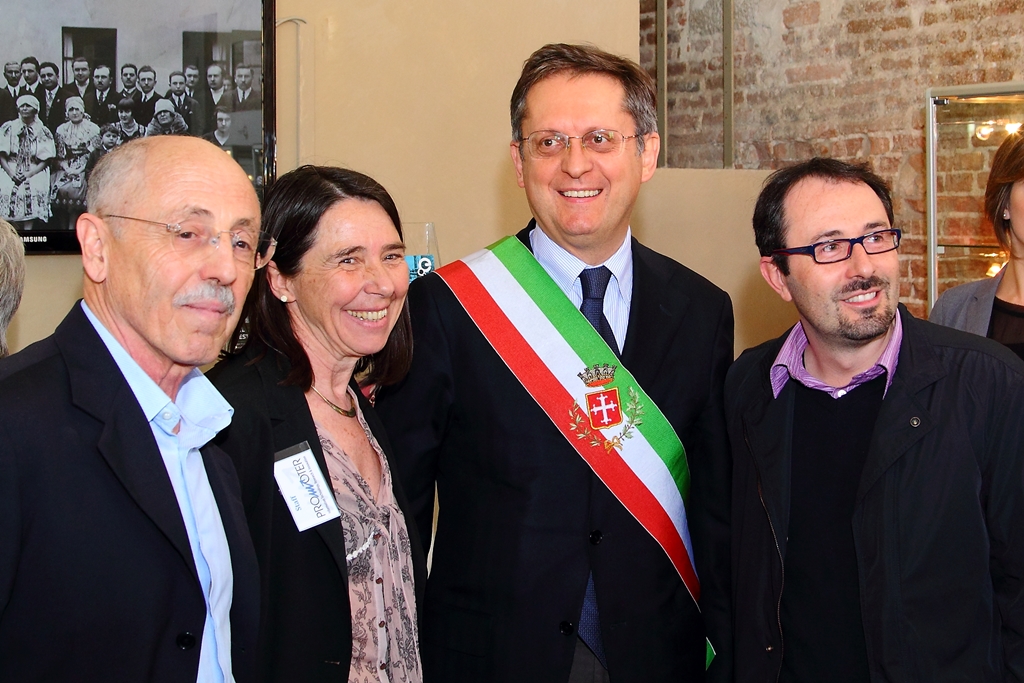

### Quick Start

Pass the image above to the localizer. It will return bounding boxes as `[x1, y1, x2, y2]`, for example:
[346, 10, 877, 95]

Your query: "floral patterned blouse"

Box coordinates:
[316, 392, 422, 683]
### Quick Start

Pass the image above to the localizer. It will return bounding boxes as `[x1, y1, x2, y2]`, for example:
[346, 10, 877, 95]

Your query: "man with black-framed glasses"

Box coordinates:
[729, 156, 1024, 682]
[0, 136, 264, 682]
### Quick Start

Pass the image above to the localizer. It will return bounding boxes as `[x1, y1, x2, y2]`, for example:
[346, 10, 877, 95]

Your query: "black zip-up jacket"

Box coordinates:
[727, 306, 1024, 682]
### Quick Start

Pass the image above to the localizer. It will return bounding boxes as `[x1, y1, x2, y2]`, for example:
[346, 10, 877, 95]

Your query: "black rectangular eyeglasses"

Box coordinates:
[772, 228, 901, 264]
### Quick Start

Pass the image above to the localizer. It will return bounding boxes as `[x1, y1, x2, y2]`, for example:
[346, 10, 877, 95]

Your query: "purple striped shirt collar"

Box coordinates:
[770, 312, 902, 399]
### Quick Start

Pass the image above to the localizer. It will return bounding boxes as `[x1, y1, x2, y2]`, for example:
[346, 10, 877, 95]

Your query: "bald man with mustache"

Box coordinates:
[0, 136, 275, 683]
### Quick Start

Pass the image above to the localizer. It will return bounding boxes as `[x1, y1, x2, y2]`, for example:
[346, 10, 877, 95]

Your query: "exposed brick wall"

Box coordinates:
[640, 0, 1024, 317]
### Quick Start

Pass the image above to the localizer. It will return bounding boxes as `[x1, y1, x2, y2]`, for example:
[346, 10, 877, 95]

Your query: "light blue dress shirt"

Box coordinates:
[530, 225, 633, 349]
[82, 301, 236, 683]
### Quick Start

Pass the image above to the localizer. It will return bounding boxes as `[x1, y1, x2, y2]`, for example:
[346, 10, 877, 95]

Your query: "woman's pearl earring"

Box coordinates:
[280, 295, 289, 303]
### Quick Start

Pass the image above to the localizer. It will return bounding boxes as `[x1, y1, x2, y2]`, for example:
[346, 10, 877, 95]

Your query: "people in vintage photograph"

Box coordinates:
[231, 64, 259, 111]
[36, 61, 65, 134]
[165, 69, 202, 135]
[147, 98, 188, 136]
[0, 94, 54, 231]
[203, 106, 232, 150]
[208, 165, 425, 682]
[0, 49, 263, 232]
[51, 95, 100, 231]
[88, 64, 119, 126]
[114, 97, 144, 142]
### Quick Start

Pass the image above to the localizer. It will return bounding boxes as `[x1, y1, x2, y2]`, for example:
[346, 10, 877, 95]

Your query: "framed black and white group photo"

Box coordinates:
[2, 0, 275, 253]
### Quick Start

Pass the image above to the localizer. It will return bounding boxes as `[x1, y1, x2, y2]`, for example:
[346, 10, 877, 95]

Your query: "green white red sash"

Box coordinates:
[436, 236, 701, 606]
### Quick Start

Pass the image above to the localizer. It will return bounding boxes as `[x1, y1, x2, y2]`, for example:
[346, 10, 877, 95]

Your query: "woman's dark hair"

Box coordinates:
[986, 132, 1024, 251]
[236, 165, 413, 388]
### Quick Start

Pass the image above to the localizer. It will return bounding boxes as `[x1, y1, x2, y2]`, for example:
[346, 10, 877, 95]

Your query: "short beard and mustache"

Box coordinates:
[831, 276, 896, 344]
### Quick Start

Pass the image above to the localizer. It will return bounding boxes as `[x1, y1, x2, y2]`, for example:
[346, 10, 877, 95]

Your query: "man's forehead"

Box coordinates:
[524, 73, 628, 124]
[783, 178, 889, 240]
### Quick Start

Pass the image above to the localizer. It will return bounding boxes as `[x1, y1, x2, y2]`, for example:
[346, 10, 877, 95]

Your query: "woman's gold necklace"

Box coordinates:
[310, 384, 357, 418]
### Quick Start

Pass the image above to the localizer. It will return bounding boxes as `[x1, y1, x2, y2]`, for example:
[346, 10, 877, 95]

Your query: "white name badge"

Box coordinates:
[273, 441, 341, 532]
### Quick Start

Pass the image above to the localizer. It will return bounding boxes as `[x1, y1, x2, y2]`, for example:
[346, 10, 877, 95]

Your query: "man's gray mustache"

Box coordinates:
[173, 283, 236, 314]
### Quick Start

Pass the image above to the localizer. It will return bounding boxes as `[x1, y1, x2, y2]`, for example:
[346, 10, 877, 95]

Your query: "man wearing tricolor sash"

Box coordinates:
[377, 44, 733, 683]
[729, 158, 1024, 682]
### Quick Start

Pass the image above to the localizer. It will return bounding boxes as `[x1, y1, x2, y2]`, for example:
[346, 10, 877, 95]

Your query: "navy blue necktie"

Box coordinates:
[580, 266, 619, 356]
[577, 266, 612, 669]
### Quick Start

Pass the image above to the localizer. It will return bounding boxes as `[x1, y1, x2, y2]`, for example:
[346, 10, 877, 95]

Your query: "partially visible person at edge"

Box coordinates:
[931, 131, 1024, 359]
[375, 43, 733, 683]
[0, 218, 25, 357]
[208, 165, 425, 683]
[729, 156, 1024, 682]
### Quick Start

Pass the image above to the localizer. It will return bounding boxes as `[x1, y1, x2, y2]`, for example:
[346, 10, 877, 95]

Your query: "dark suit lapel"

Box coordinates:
[620, 240, 690, 386]
[261, 359, 350, 577]
[55, 304, 198, 581]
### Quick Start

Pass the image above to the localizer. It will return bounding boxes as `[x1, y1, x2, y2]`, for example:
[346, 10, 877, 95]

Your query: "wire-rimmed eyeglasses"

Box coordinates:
[519, 129, 640, 159]
[772, 228, 902, 264]
[104, 214, 276, 270]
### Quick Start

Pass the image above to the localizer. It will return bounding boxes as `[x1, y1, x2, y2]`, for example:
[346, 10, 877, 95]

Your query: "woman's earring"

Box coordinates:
[1005, 210, 1011, 220]
[280, 295, 289, 303]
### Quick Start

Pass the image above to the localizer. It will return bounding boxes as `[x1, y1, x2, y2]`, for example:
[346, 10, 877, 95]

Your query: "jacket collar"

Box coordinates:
[248, 348, 362, 577]
[54, 303, 198, 580]
[740, 305, 945, 528]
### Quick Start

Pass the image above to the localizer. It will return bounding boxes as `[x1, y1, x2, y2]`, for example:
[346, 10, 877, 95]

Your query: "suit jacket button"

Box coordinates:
[176, 632, 197, 649]
[559, 621, 574, 635]
[589, 530, 602, 545]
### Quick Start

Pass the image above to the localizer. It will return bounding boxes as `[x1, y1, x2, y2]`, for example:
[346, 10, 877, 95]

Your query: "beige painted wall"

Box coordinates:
[9, 0, 797, 355]
[8, 256, 82, 354]
[634, 169, 798, 352]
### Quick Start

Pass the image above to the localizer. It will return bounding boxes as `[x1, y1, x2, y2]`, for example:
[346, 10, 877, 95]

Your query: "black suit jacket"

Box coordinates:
[0, 87, 16, 125]
[231, 89, 261, 111]
[37, 87, 67, 133]
[208, 346, 427, 683]
[166, 91, 205, 136]
[59, 82, 93, 103]
[376, 225, 734, 683]
[87, 87, 119, 125]
[135, 92, 164, 127]
[0, 304, 260, 682]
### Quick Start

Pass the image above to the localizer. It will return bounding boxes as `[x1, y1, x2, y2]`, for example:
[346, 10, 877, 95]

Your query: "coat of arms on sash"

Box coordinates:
[569, 363, 644, 452]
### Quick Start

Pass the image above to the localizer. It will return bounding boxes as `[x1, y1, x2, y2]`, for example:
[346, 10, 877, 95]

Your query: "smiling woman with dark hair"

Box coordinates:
[208, 165, 424, 683]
